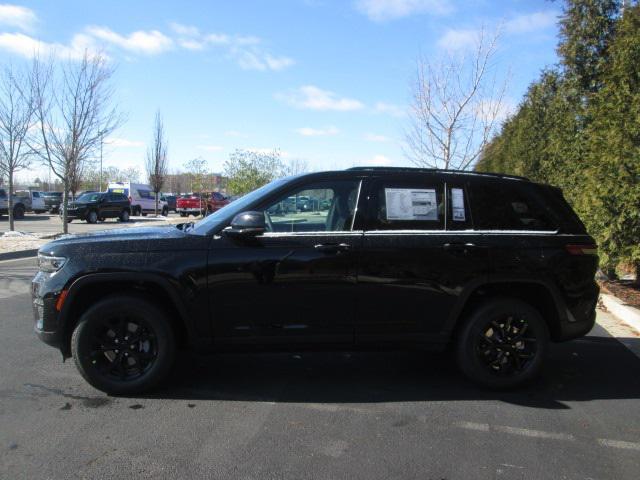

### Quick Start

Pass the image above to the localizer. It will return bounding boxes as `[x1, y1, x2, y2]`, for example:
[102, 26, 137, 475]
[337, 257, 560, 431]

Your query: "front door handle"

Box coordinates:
[314, 243, 351, 254]
[443, 242, 476, 254]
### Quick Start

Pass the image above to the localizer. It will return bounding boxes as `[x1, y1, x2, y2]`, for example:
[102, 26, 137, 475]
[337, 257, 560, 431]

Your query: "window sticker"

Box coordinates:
[385, 188, 437, 221]
[451, 188, 466, 221]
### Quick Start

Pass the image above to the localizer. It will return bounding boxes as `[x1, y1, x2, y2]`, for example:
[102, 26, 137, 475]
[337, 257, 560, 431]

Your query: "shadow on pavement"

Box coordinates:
[140, 335, 640, 409]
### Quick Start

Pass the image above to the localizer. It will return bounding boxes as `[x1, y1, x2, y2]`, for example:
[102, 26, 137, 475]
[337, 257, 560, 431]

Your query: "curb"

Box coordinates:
[600, 293, 640, 334]
[0, 249, 38, 262]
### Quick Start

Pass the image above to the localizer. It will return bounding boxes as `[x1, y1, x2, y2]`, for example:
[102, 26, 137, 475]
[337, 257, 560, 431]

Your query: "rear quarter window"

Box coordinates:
[468, 181, 557, 231]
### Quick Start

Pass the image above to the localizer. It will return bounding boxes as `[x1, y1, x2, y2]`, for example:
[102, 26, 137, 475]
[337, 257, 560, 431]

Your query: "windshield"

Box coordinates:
[76, 193, 101, 203]
[190, 177, 290, 235]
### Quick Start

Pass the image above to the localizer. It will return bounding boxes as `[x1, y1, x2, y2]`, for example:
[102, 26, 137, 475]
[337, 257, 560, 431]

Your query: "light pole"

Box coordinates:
[99, 135, 103, 191]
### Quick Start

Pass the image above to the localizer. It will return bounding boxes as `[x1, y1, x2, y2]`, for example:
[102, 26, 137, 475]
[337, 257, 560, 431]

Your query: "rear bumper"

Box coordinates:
[177, 207, 202, 213]
[554, 282, 600, 341]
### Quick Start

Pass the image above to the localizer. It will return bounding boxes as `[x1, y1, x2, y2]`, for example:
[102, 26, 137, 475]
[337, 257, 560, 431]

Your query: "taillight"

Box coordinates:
[565, 244, 598, 255]
[128, 196, 132, 203]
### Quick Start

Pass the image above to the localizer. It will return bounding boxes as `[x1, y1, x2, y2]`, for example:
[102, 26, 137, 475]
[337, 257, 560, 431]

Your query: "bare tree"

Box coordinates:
[145, 111, 168, 215]
[283, 157, 310, 176]
[0, 64, 35, 230]
[30, 52, 123, 233]
[405, 28, 507, 170]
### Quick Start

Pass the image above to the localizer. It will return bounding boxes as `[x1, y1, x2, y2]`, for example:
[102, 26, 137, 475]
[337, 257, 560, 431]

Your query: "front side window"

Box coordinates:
[138, 189, 152, 199]
[262, 180, 360, 233]
[367, 178, 444, 231]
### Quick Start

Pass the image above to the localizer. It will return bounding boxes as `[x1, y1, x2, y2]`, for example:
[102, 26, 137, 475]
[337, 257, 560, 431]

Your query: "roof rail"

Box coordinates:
[346, 166, 529, 182]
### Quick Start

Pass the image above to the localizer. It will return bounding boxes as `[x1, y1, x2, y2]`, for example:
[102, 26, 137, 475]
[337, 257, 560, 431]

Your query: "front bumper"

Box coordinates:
[32, 285, 62, 349]
[60, 208, 86, 219]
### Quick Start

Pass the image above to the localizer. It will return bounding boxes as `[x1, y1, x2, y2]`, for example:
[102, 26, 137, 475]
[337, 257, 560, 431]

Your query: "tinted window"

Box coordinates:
[76, 193, 102, 203]
[138, 189, 153, 199]
[367, 177, 444, 231]
[468, 181, 556, 231]
[263, 180, 360, 233]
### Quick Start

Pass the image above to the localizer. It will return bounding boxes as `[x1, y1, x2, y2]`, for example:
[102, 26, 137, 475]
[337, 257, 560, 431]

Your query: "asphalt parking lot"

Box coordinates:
[1, 257, 640, 479]
[0, 212, 184, 235]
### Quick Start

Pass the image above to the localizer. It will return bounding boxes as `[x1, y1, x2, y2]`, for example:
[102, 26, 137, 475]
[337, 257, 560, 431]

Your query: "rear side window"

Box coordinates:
[138, 189, 152, 199]
[468, 181, 556, 231]
[367, 177, 444, 231]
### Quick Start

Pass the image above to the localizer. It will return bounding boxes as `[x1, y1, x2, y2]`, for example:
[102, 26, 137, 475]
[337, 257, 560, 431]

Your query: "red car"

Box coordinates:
[176, 192, 229, 217]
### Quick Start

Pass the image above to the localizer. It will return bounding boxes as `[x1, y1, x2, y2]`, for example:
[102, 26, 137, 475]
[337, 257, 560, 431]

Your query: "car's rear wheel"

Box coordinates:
[119, 209, 130, 222]
[71, 295, 176, 395]
[456, 298, 549, 389]
[180, 212, 187, 217]
[87, 210, 98, 224]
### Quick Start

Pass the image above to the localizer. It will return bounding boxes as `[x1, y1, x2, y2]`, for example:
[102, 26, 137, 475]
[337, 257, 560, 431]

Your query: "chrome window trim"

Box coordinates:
[262, 231, 364, 237]
[363, 229, 559, 235]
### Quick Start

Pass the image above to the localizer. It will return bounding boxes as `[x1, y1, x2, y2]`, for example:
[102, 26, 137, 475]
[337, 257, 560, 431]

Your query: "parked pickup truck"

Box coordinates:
[176, 192, 229, 217]
[0, 188, 28, 219]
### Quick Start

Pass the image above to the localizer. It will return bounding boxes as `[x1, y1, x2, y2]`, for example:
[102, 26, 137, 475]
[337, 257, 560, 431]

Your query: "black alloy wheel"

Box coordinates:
[456, 298, 549, 389]
[474, 315, 537, 376]
[72, 295, 175, 394]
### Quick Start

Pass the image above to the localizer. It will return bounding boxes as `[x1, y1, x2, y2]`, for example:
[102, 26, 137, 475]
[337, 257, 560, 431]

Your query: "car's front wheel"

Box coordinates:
[71, 295, 176, 395]
[86, 210, 98, 224]
[456, 298, 549, 389]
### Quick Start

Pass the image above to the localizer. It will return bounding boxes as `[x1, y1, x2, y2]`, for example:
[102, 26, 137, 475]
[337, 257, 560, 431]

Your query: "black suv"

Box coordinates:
[62, 192, 131, 224]
[32, 168, 599, 394]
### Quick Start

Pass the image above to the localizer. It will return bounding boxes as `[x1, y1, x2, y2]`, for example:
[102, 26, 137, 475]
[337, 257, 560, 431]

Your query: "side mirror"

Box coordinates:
[223, 211, 266, 238]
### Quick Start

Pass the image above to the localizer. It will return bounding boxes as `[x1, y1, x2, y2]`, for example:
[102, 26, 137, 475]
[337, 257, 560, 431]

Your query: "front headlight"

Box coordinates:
[38, 254, 67, 273]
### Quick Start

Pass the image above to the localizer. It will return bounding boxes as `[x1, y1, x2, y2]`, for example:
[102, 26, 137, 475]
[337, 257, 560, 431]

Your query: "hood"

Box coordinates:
[38, 225, 206, 257]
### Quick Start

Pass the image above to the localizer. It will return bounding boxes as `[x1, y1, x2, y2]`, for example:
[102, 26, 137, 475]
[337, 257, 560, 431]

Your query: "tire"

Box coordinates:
[456, 298, 549, 389]
[87, 210, 98, 224]
[141, 211, 147, 217]
[180, 212, 187, 218]
[13, 205, 25, 220]
[161, 207, 168, 217]
[119, 209, 130, 222]
[71, 295, 176, 395]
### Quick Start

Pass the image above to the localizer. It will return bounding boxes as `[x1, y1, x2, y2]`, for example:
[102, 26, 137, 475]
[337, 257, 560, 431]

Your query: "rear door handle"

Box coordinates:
[314, 243, 351, 254]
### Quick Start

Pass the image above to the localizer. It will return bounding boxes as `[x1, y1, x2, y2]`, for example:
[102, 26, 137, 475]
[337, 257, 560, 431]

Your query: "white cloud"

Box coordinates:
[374, 101, 405, 117]
[197, 145, 224, 152]
[278, 85, 364, 111]
[0, 32, 98, 60]
[505, 11, 557, 35]
[104, 137, 145, 148]
[355, 0, 453, 22]
[363, 133, 390, 142]
[437, 28, 478, 52]
[169, 22, 200, 37]
[85, 26, 173, 55]
[0, 4, 36, 31]
[169, 24, 292, 71]
[0, 17, 292, 70]
[296, 126, 339, 136]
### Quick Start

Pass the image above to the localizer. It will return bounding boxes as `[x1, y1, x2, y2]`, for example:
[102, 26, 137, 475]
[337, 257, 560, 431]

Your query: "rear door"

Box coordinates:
[356, 174, 489, 345]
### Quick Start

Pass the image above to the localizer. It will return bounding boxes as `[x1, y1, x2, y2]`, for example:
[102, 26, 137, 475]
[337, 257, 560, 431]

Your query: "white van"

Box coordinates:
[107, 182, 168, 216]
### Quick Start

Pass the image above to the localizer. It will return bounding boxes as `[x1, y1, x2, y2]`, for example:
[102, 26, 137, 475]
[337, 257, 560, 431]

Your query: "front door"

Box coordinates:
[356, 175, 489, 345]
[208, 178, 363, 346]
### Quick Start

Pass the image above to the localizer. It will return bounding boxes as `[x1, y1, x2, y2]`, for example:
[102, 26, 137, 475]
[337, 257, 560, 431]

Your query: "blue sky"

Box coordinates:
[0, 0, 561, 180]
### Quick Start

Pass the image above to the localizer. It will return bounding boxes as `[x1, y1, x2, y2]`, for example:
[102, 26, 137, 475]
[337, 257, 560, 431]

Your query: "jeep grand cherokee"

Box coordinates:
[32, 167, 599, 394]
